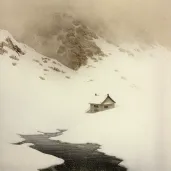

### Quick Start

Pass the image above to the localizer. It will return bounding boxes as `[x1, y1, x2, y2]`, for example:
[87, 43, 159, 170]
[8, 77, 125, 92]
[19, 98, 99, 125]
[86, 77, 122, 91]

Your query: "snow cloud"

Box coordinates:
[0, 0, 171, 45]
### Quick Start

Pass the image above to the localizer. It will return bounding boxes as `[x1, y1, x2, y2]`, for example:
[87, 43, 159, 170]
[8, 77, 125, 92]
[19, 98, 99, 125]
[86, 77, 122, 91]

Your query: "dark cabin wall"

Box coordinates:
[89, 104, 102, 113]
[89, 103, 115, 113]
[101, 103, 115, 111]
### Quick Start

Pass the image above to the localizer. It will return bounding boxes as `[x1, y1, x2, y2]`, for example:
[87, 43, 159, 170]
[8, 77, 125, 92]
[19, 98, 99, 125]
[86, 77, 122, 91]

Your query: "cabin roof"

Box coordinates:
[90, 94, 116, 104]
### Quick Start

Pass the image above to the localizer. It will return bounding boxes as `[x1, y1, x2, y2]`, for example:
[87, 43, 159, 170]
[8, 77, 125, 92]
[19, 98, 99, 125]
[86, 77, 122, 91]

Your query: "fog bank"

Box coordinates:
[1, 0, 171, 46]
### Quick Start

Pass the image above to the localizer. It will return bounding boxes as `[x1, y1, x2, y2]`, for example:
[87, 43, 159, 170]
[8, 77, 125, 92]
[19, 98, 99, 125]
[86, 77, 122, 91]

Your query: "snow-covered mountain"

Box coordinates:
[21, 13, 105, 70]
[0, 29, 171, 171]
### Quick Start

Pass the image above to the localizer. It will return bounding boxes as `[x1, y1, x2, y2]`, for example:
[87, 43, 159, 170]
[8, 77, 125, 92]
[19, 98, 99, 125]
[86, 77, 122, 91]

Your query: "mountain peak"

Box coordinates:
[21, 13, 105, 70]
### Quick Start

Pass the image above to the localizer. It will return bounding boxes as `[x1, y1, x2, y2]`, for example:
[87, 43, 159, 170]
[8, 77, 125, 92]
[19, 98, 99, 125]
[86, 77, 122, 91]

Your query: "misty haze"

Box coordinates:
[1, 0, 171, 45]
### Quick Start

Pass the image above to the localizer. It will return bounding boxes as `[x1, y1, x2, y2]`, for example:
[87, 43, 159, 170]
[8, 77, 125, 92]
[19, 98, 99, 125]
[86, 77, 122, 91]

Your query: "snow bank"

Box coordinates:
[0, 30, 171, 171]
[0, 142, 63, 171]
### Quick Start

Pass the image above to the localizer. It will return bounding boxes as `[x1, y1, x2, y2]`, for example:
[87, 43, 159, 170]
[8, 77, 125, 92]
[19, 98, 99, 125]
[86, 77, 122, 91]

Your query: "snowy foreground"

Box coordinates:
[0, 30, 171, 171]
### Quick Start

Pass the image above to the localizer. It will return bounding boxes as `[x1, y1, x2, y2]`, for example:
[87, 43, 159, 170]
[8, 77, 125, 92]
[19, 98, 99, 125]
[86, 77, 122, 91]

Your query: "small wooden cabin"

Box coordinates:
[88, 94, 116, 113]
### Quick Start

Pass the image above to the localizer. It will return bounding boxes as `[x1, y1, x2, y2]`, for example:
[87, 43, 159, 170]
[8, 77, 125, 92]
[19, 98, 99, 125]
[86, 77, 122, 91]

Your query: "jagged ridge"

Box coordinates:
[0, 30, 25, 56]
[22, 13, 105, 70]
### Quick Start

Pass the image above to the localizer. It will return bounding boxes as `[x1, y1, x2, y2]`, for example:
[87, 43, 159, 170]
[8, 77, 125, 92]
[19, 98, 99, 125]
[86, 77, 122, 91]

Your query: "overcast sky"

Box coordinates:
[0, 0, 171, 46]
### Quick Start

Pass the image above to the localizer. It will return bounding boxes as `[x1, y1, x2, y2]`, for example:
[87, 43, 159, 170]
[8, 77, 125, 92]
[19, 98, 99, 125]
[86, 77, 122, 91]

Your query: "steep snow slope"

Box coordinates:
[0, 30, 171, 171]
[0, 30, 70, 171]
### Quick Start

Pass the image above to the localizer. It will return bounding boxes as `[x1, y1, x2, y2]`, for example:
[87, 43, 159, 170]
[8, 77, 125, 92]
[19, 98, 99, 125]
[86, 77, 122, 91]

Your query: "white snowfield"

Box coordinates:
[0, 30, 171, 171]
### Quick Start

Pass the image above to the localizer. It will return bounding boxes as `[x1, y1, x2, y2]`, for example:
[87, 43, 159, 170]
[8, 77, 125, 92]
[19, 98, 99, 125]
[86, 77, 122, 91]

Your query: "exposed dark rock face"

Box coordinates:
[0, 46, 7, 55]
[14, 130, 127, 171]
[0, 37, 25, 55]
[22, 13, 105, 70]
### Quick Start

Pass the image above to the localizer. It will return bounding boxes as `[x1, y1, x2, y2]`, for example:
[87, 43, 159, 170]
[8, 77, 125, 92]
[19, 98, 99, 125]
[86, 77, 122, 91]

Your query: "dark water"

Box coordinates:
[14, 129, 127, 171]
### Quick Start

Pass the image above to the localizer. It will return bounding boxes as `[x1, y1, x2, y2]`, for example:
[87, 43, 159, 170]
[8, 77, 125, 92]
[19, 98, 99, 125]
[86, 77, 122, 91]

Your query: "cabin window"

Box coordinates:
[94, 105, 98, 108]
[104, 105, 109, 109]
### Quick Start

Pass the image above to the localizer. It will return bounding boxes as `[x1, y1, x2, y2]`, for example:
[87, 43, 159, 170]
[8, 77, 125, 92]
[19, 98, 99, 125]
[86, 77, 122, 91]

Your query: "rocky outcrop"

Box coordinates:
[0, 37, 25, 56]
[57, 22, 104, 70]
[23, 13, 105, 70]
[0, 45, 7, 55]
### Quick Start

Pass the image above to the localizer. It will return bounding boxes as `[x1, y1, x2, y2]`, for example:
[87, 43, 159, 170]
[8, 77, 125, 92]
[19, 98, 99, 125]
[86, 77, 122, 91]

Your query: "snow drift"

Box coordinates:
[0, 30, 171, 171]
